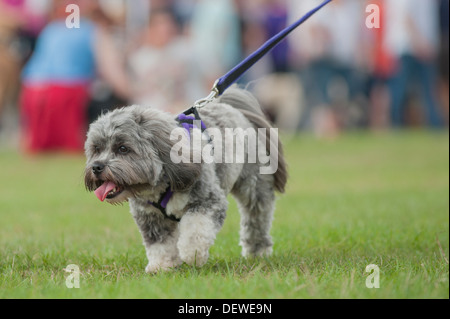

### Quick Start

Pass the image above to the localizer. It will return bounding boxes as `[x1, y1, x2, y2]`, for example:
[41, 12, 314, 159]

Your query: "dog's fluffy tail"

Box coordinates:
[218, 86, 287, 193]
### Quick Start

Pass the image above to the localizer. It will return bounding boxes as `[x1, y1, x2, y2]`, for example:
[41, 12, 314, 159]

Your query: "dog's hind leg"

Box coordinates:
[232, 170, 275, 257]
[130, 201, 182, 273]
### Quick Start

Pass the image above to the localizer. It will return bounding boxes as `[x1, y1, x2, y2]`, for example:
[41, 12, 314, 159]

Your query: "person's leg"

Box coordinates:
[20, 85, 49, 152]
[418, 59, 443, 128]
[388, 55, 410, 127]
[50, 84, 89, 152]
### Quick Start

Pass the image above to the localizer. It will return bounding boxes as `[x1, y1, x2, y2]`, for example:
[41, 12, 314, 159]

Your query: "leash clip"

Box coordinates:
[193, 80, 219, 109]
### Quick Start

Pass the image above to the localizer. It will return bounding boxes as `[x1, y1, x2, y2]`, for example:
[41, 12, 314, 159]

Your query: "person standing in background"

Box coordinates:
[288, 0, 365, 135]
[384, 0, 443, 128]
[0, 0, 50, 125]
[189, 0, 241, 97]
[20, 0, 129, 153]
[128, 7, 191, 113]
[364, 0, 396, 130]
[438, 0, 449, 125]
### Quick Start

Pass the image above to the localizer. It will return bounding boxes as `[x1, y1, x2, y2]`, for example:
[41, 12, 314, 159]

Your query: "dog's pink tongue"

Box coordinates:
[94, 181, 116, 202]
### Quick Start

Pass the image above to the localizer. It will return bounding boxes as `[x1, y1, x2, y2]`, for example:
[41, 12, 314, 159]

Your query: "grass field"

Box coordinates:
[0, 130, 448, 299]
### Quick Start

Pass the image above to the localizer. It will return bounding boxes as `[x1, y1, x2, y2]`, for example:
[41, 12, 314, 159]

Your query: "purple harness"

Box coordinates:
[148, 107, 208, 222]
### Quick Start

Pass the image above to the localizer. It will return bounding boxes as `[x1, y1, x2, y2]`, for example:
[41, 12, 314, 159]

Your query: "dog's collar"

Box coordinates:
[147, 109, 209, 223]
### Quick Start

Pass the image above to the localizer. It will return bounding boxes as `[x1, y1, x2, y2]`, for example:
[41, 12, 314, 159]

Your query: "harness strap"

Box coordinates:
[148, 185, 179, 222]
[177, 106, 212, 143]
[148, 109, 209, 222]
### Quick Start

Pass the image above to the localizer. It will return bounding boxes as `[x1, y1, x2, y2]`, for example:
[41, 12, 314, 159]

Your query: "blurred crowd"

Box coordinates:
[0, 0, 448, 152]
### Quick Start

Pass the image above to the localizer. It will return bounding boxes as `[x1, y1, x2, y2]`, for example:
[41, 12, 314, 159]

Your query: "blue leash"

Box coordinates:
[191, 0, 333, 109]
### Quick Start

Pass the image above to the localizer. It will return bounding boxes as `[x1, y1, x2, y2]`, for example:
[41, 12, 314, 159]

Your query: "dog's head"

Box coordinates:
[84, 105, 201, 204]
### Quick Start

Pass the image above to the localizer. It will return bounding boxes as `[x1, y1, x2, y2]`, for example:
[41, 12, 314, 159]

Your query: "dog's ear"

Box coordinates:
[135, 107, 201, 191]
[163, 159, 201, 192]
[152, 128, 201, 192]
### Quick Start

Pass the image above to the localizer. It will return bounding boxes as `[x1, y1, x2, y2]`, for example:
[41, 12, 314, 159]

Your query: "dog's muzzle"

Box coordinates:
[92, 162, 105, 175]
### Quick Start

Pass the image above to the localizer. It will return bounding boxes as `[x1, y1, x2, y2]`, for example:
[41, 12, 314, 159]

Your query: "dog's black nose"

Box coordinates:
[92, 162, 105, 175]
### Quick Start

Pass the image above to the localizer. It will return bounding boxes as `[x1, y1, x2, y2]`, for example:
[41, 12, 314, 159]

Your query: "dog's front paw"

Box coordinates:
[177, 213, 218, 267]
[179, 248, 209, 267]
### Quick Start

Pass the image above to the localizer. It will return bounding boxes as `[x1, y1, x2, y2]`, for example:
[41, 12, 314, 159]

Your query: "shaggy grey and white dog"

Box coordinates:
[84, 87, 287, 273]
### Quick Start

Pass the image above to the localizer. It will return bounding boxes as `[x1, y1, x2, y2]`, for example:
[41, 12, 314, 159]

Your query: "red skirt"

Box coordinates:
[20, 83, 89, 153]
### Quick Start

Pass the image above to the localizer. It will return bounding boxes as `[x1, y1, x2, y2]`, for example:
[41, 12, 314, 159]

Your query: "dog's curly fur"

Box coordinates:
[84, 87, 287, 273]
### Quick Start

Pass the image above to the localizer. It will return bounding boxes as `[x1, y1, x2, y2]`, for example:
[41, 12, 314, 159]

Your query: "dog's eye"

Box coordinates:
[118, 146, 129, 154]
[93, 145, 101, 153]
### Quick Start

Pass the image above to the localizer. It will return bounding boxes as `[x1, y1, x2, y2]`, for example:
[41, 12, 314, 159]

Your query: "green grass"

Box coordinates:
[0, 131, 448, 299]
